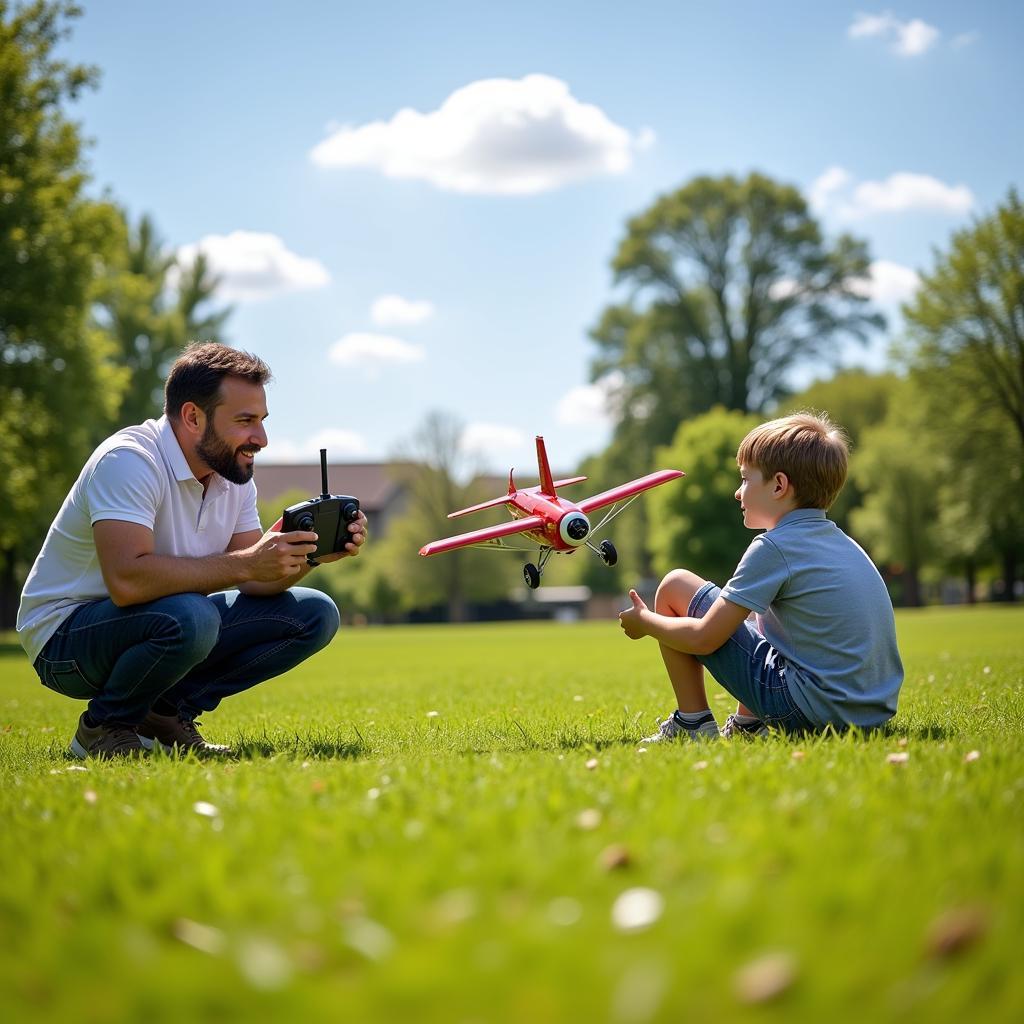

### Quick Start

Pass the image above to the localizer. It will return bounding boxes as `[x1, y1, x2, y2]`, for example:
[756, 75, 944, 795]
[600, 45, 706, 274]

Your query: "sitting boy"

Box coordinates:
[618, 412, 903, 740]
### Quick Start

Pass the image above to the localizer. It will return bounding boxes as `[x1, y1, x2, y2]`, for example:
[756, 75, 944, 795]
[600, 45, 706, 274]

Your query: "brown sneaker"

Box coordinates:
[69, 712, 147, 759]
[136, 710, 233, 756]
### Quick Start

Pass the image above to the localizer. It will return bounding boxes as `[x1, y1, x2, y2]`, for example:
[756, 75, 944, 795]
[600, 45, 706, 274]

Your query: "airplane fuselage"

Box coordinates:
[507, 490, 591, 552]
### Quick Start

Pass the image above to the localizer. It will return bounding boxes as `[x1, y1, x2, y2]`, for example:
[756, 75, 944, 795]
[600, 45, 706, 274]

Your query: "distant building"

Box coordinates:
[254, 462, 411, 537]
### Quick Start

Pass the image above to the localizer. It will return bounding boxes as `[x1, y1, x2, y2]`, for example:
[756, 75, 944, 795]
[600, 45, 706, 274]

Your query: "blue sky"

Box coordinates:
[62, 1, 1022, 474]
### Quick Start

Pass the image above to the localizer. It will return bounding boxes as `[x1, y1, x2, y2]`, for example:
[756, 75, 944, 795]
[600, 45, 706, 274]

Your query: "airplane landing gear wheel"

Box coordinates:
[599, 540, 618, 567]
[523, 563, 541, 589]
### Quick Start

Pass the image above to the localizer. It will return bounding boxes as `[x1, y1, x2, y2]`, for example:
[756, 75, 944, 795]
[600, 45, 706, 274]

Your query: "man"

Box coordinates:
[17, 342, 367, 758]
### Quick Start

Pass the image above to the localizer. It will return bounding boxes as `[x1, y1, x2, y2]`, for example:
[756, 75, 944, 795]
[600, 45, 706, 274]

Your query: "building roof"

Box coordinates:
[254, 462, 408, 511]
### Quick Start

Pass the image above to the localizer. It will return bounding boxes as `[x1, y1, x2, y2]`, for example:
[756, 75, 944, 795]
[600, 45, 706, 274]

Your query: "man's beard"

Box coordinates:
[196, 421, 259, 485]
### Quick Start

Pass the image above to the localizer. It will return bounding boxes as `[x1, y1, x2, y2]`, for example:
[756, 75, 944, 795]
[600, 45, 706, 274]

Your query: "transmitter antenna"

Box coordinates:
[320, 449, 329, 498]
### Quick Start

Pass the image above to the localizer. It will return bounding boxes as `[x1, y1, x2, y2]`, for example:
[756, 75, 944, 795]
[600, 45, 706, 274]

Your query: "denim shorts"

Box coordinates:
[689, 582, 814, 734]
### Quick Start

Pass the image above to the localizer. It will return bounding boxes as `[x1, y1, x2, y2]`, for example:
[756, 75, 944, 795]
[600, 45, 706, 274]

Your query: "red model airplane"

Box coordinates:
[419, 436, 684, 589]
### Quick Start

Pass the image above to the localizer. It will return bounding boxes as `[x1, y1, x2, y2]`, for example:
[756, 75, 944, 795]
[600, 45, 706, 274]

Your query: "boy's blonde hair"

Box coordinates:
[737, 412, 849, 510]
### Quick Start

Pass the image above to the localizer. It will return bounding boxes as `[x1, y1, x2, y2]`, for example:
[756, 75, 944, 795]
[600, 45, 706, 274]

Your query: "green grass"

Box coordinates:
[1, 606, 1022, 1023]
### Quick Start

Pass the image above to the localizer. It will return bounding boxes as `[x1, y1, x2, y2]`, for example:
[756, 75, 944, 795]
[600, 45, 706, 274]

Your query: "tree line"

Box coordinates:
[2, 2, 1020, 627]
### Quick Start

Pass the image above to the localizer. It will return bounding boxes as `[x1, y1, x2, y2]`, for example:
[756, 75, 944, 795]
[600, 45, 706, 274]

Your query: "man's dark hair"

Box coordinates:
[164, 342, 272, 420]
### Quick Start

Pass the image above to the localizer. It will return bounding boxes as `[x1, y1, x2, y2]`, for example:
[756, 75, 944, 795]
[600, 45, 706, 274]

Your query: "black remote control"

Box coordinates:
[281, 449, 360, 565]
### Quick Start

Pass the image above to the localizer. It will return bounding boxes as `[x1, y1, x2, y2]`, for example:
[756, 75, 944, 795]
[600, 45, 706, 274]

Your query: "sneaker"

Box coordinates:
[721, 713, 770, 738]
[69, 712, 147, 760]
[642, 709, 719, 743]
[136, 710, 233, 756]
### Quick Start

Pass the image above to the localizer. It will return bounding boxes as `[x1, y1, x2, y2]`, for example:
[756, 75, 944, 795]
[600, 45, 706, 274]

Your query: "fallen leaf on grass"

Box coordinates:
[172, 918, 225, 955]
[926, 906, 988, 958]
[599, 844, 632, 871]
[693, 760, 709, 771]
[791, 751, 805, 761]
[733, 951, 798, 1004]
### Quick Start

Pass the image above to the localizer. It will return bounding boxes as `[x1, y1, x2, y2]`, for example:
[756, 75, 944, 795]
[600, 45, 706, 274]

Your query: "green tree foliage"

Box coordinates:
[647, 407, 758, 586]
[0, 1, 127, 623]
[903, 188, 1024, 599]
[849, 381, 940, 607]
[95, 210, 231, 425]
[590, 172, 882, 478]
[780, 369, 902, 530]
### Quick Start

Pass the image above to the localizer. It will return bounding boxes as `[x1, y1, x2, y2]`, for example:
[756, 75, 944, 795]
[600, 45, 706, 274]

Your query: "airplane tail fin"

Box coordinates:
[536, 435, 557, 496]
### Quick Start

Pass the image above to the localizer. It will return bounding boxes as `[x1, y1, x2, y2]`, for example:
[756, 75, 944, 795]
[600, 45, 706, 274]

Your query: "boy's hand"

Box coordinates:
[618, 589, 650, 639]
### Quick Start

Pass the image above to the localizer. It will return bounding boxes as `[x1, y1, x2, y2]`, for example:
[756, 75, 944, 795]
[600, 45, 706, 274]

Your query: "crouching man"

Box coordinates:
[17, 342, 368, 758]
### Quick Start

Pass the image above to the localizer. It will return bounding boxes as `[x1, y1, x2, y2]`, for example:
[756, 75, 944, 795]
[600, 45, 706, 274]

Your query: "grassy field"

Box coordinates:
[1, 605, 1022, 1023]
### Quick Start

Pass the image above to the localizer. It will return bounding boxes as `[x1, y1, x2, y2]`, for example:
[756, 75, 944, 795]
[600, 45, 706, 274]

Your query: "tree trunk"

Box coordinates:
[903, 567, 922, 608]
[998, 545, 1019, 603]
[0, 550, 19, 630]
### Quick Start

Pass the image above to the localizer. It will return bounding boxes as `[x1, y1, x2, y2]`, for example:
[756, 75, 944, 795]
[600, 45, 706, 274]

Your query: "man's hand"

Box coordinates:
[618, 589, 651, 640]
[247, 529, 319, 580]
[316, 511, 369, 564]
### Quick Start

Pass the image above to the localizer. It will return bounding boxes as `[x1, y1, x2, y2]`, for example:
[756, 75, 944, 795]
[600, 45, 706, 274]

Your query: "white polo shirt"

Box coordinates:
[17, 416, 262, 662]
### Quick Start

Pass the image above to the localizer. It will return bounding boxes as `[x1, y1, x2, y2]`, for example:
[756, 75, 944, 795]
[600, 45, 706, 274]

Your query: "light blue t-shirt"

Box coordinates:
[720, 508, 903, 729]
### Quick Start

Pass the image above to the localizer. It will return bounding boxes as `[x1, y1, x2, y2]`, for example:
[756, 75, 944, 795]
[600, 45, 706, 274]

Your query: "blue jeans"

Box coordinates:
[33, 588, 340, 724]
[690, 582, 815, 734]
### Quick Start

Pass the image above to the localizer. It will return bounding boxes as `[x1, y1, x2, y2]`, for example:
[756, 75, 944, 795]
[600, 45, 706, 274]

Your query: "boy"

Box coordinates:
[618, 412, 903, 740]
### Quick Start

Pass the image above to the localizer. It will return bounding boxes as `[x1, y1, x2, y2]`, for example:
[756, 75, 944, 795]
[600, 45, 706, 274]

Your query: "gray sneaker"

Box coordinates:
[721, 713, 770, 738]
[642, 709, 719, 743]
[136, 710, 233, 756]
[69, 712, 147, 760]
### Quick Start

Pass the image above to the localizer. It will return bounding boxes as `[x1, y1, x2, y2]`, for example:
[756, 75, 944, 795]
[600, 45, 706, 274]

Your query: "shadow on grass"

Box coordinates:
[881, 722, 953, 742]
[233, 729, 367, 760]
[0, 641, 26, 656]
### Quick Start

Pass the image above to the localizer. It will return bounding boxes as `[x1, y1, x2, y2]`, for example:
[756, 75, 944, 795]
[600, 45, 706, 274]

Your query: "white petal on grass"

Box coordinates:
[576, 808, 602, 830]
[193, 801, 220, 817]
[342, 917, 395, 961]
[585, 758, 599, 770]
[370, 294, 435, 327]
[887, 752, 910, 764]
[547, 897, 582, 927]
[311, 74, 647, 195]
[964, 750, 981, 763]
[237, 936, 292, 989]
[611, 887, 664, 932]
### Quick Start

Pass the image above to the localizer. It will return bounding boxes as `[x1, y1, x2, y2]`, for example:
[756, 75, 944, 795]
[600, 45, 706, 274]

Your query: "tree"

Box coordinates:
[780, 369, 902, 531]
[849, 383, 940, 607]
[371, 412, 516, 621]
[647, 407, 759, 587]
[95, 210, 231, 425]
[589, 173, 883, 476]
[903, 188, 1024, 599]
[0, 1, 127, 624]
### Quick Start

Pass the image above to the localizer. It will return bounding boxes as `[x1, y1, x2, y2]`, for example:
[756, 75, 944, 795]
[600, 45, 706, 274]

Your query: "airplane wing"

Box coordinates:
[577, 470, 685, 514]
[419, 515, 547, 556]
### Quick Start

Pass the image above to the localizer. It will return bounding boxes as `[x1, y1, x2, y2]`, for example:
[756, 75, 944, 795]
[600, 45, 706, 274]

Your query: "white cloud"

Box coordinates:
[328, 332, 425, 373]
[370, 294, 435, 327]
[852, 259, 921, 306]
[260, 428, 370, 463]
[556, 372, 624, 427]
[848, 12, 940, 56]
[460, 422, 526, 456]
[951, 31, 979, 49]
[810, 167, 974, 220]
[176, 231, 330, 302]
[808, 165, 852, 214]
[310, 73, 649, 195]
